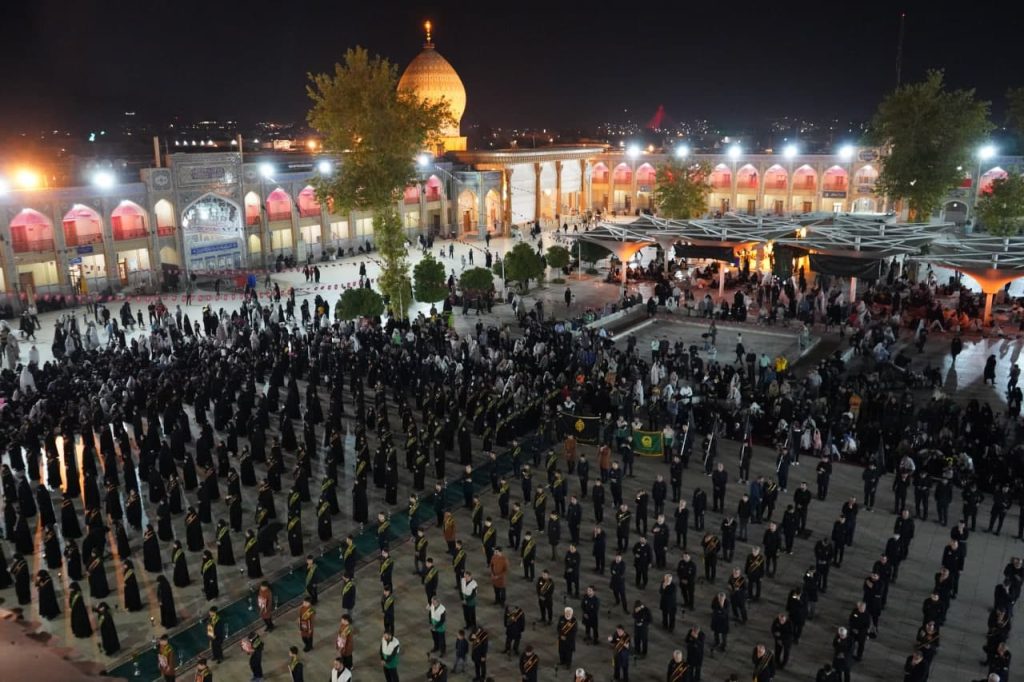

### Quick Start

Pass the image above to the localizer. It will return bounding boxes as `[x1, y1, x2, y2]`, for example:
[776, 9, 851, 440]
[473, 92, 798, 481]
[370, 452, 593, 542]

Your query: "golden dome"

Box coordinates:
[398, 24, 466, 139]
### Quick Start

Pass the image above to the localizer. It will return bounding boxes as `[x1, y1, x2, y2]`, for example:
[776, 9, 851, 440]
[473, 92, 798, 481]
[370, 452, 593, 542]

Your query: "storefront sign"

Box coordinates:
[856, 185, 875, 194]
[858, 149, 879, 162]
[76, 244, 94, 255]
[822, 191, 847, 198]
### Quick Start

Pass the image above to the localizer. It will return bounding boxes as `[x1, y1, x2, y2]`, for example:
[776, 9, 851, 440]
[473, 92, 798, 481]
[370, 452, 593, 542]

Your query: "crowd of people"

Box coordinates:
[0, 238, 1019, 682]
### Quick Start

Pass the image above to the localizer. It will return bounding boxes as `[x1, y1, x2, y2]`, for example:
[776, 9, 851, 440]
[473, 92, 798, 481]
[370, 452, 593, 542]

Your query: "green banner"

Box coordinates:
[632, 430, 664, 456]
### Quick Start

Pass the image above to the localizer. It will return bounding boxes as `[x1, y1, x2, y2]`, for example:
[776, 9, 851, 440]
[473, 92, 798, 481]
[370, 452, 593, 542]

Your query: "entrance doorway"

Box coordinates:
[772, 200, 784, 216]
[802, 201, 813, 213]
[720, 198, 730, 213]
[747, 199, 756, 215]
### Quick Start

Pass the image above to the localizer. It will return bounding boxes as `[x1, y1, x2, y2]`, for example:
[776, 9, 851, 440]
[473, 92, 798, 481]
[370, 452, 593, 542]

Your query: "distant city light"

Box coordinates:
[307, 139, 319, 151]
[259, 163, 274, 178]
[838, 144, 855, 161]
[727, 145, 741, 161]
[14, 169, 40, 189]
[317, 160, 332, 174]
[978, 144, 997, 161]
[92, 170, 116, 190]
[783, 144, 798, 160]
[675, 145, 689, 159]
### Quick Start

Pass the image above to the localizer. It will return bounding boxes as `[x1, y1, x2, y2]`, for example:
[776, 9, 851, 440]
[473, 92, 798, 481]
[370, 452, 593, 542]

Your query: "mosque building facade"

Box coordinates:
[0, 28, 1018, 300]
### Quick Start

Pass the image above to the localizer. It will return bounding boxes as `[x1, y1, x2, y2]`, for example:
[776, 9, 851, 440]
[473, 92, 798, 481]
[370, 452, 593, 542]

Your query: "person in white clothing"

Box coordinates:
[330, 657, 352, 682]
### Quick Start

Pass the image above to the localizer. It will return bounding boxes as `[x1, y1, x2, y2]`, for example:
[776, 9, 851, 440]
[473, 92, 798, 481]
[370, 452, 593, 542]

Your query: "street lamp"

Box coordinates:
[838, 144, 855, 162]
[259, 163, 274, 179]
[783, 144, 798, 160]
[92, 170, 116, 190]
[14, 168, 40, 189]
[727, 145, 742, 161]
[675, 144, 690, 159]
[626, 145, 641, 160]
[317, 160, 332, 175]
[978, 144, 997, 162]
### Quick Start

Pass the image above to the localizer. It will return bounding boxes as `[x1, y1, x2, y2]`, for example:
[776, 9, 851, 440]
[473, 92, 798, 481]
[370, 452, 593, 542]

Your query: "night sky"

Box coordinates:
[2, 0, 1020, 133]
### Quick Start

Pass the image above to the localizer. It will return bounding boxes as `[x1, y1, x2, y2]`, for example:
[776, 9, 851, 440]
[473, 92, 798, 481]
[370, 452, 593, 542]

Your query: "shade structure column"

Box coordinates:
[554, 161, 563, 222]
[533, 163, 542, 227]
[503, 167, 513, 232]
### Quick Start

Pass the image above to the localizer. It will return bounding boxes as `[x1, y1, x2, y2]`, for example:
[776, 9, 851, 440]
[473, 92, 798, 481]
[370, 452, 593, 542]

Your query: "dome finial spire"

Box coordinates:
[423, 20, 433, 48]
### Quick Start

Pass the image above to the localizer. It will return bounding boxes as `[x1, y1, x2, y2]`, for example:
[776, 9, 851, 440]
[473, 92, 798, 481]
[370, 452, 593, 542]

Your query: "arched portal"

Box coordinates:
[154, 199, 175, 236]
[764, 165, 788, 190]
[823, 165, 848, 192]
[736, 164, 758, 190]
[852, 198, 877, 213]
[854, 164, 878, 189]
[244, 192, 261, 226]
[9, 208, 54, 253]
[111, 200, 149, 240]
[62, 204, 103, 247]
[297, 186, 321, 217]
[403, 184, 420, 205]
[424, 175, 443, 201]
[979, 167, 1008, 195]
[943, 200, 968, 228]
[180, 193, 244, 271]
[793, 165, 817, 191]
[265, 188, 293, 222]
[635, 163, 656, 210]
[458, 190, 478, 233]
[485, 189, 501, 232]
[710, 164, 732, 190]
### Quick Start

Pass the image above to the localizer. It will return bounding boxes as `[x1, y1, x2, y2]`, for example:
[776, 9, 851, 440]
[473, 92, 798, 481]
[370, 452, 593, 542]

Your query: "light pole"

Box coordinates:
[973, 144, 997, 225]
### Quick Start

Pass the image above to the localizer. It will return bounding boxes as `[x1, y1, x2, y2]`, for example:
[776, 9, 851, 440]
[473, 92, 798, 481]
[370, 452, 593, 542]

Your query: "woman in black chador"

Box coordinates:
[11, 553, 30, 604]
[12, 512, 34, 555]
[35, 569, 60, 619]
[0, 542, 12, 588]
[60, 494, 82, 539]
[122, 559, 143, 611]
[156, 575, 178, 628]
[68, 581, 93, 638]
[96, 601, 120, 655]
[43, 525, 62, 569]
[113, 520, 131, 561]
[216, 519, 235, 565]
[171, 540, 191, 587]
[201, 549, 219, 600]
[64, 539, 83, 581]
[36, 483, 56, 527]
[244, 529, 262, 578]
[87, 549, 110, 598]
[156, 500, 173, 541]
[143, 524, 162, 573]
[185, 507, 204, 551]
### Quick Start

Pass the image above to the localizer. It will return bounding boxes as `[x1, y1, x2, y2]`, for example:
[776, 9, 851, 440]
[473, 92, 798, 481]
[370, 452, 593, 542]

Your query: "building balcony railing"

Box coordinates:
[298, 207, 321, 218]
[12, 239, 55, 253]
[425, 191, 442, 202]
[157, 225, 175, 237]
[267, 210, 292, 222]
[246, 214, 261, 226]
[114, 227, 149, 240]
[63, 233, 104, 247]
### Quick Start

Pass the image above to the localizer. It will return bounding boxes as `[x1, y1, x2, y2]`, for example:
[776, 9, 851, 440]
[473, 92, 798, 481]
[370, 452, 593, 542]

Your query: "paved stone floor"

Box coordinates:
[2, 226, 1022, 681]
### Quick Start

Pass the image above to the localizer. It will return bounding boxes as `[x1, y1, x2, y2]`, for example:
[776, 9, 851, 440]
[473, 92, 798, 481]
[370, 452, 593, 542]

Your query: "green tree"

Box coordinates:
[307, 47, 454, 318]
[576, 240, 611, 267]
[413, 252, 448, 304]
[1007, 87, 1024, 137]
[978, 175, 1024, 236]
[653, 160, 712, 219]
[545, 245, 571, 270]
[502, 242, 546, 291]
[338, 287, 385, 320]
[459, 267, 495, 299]
[867, 70, 992, 219]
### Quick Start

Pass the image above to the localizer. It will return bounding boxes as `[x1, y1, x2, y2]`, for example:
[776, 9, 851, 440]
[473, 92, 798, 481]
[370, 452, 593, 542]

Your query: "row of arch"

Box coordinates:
[590, 161, 880, 193]
[8, 200, 176, 254]
[248, 176, 446, 226]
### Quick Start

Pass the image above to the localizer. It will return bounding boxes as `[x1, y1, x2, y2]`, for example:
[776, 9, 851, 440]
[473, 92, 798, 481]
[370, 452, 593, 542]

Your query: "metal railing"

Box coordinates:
[12, 238, 55, 253]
